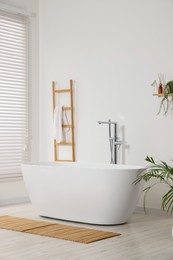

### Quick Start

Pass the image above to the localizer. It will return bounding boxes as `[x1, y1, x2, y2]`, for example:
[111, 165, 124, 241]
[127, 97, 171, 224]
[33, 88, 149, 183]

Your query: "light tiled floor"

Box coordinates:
[0, 203, 173, 260]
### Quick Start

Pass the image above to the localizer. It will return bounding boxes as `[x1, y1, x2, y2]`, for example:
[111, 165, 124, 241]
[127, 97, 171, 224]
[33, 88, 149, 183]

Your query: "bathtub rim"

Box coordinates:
[21, 161, 146, 171]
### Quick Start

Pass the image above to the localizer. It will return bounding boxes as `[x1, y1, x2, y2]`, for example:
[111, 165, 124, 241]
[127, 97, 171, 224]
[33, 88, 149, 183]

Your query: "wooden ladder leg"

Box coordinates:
[52, 81, 57, 161]
[70, 79, 75, 162]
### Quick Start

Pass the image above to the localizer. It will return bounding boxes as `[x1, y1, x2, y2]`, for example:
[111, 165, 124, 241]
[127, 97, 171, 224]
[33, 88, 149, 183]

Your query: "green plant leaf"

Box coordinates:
[162, 188, 173, 213]
[134, 156, 173, 214]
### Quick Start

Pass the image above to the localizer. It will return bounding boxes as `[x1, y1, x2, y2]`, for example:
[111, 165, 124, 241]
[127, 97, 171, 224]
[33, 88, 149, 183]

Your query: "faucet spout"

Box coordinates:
[97, 120, 117, 125]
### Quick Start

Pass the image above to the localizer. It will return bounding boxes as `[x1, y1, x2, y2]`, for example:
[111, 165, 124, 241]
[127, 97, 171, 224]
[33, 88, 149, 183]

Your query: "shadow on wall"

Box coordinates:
[119, 125, 130, 164]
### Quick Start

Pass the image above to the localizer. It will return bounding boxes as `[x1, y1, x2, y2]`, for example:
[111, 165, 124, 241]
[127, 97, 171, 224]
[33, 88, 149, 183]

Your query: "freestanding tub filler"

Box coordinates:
[21, 162, 145, 225]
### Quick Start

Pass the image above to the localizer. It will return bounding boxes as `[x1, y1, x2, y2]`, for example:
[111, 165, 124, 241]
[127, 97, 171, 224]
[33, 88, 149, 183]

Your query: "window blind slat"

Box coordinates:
[0, 9, 30, 177]
[0, 54, 25, 62]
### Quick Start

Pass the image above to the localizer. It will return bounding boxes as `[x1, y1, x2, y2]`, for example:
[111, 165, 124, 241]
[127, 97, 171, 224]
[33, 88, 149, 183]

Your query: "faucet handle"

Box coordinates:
[114, 140, 122, 145]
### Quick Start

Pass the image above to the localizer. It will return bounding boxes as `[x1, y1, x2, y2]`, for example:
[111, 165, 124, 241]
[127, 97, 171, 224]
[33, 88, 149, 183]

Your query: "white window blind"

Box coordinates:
[0, 10, 30, 178]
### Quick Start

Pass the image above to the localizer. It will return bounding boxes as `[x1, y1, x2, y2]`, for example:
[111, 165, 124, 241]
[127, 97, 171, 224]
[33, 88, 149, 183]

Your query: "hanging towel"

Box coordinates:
[53, 105, 64, 142]
[62, 106, 70, 133]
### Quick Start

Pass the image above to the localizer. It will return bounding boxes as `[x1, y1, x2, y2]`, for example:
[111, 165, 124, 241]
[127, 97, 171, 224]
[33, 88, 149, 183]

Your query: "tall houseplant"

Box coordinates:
[134, 156, 173, 214]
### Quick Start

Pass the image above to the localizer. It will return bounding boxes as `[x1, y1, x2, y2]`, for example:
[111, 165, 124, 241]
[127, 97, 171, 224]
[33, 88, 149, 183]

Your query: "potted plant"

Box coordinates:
[134, 156, 173, 214]
[158, 80, 173, 115]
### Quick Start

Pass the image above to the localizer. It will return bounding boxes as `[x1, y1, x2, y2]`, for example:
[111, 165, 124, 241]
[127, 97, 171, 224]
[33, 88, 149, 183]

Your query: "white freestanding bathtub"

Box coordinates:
[21, 162, 145, 225]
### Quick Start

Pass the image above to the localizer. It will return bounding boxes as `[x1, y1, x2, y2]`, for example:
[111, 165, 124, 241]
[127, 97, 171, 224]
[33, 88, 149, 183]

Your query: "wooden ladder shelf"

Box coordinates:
[52, 80, 75, 162]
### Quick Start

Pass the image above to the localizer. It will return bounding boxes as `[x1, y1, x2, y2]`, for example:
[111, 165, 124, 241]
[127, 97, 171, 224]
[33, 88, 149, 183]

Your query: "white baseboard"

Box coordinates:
[0, 196, 30, 206]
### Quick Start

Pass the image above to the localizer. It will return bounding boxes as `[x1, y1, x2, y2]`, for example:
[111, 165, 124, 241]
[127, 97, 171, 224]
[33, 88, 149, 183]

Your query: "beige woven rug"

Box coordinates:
[0, 215, 121, 243]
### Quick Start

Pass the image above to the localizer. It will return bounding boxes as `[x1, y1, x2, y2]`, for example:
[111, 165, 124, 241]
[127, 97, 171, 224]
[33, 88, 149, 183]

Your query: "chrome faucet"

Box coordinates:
[98, 120, 122, 164]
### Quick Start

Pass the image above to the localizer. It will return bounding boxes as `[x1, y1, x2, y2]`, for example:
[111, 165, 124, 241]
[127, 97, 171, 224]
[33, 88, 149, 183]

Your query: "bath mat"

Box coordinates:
[0, 216, 121, 243]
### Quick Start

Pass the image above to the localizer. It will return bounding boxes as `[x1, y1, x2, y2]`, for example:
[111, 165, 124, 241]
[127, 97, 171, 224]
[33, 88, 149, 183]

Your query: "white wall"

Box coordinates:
[0, 0, 39, 205]
[39, 0, 173, 210]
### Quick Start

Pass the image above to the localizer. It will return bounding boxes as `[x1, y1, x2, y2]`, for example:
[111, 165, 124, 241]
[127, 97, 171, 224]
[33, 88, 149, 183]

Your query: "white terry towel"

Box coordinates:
[53, 105, 64, 142]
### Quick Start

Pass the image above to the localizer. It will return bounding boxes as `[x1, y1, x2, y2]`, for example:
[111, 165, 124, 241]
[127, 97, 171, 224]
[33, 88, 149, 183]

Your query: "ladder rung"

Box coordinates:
[62, 106, 72, 111]
[54, 89, 70, 93]
[62, 124, 72, 128]
[56, 142, 72, 146]
[55, 159, 74, 162]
